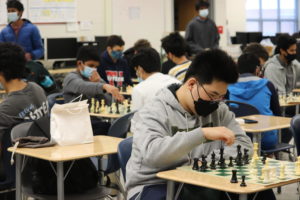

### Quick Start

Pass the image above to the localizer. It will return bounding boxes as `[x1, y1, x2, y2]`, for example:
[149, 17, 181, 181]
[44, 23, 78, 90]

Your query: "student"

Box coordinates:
[98, 35, 132, 87]
[264, 35, 300, 94]
[131, 48, 180, 110]
[123, 39, 152, 79]
[185, 0, 220, 54]
[63, 46, 124, 103]
[243, 43, 270, 77]
[63, 46, 124, 135]
[126, 49, 266, 200]
[228, 53, 280, 150]
[0, 0, 44, 61]
[161, 32, 191, 82]
[0, 43, 48, 142]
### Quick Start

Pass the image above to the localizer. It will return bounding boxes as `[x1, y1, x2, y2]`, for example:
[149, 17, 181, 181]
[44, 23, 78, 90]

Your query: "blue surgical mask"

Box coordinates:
[80, 66, 95, 79]
[199, 9, 209, 18]
[7, 12, 19, 23]
[111, 51, 123, 60]
[40, 75, 54, 88]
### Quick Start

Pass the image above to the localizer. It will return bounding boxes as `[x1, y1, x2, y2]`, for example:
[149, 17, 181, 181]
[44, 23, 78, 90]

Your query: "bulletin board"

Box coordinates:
[0, 0, 77, 25]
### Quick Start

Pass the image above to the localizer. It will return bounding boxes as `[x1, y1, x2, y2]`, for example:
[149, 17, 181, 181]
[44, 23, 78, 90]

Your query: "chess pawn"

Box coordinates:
[295, 161, 300, 176]
[90, 98, 95, 113]
[100, 99, 105, 113]
[278, 164, 286, 180]
[263, 168, 270, 184]
[252, 143, 259, 161]
[95, 100, 100, 113]
[111, 102, 116, 113]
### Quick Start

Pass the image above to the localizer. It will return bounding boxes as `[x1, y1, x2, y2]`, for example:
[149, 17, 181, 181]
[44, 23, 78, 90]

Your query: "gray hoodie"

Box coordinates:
[264, 55, 300, 94]
[126, 85, 253, 198]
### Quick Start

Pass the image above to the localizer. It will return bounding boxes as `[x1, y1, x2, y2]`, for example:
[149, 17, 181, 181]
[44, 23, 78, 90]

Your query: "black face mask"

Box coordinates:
[285, 52, 296, 63]
[191, 84, 219, 117]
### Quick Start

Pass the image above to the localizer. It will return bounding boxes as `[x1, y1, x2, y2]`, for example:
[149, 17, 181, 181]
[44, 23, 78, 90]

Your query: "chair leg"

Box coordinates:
[114, 172, 127, 200]
[277, 186, 281, 194]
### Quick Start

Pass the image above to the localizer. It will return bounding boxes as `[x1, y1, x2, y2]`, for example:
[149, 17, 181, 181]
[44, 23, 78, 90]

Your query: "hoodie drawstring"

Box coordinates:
[10, 141, 19, 165]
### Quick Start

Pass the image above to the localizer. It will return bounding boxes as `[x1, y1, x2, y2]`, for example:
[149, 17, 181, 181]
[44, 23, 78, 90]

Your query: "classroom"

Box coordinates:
[1, 0, 300, 200]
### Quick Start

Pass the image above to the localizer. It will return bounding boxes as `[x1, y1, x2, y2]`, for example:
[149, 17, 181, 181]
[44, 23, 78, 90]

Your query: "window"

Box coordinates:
[246, 0, 298, 36]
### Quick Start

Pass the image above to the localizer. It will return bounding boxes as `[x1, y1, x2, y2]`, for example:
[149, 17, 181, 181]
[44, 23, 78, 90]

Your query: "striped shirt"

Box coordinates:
[168, 61, 192, 82]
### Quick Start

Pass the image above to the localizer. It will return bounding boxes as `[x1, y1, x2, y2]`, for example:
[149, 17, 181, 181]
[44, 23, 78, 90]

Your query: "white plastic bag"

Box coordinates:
[50, 100, 93, 146]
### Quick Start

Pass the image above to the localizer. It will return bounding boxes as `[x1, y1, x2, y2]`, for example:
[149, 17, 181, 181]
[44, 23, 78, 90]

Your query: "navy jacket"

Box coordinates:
[0, 19, 44, 60]
[98, 51, 132, 86]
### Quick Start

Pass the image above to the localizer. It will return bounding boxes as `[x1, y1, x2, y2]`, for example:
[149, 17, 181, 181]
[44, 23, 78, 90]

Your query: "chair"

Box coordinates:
[291, 114, 300, 155]
[225, 100, 260, 117]
[47, 92, 64, 111]
[10, 122, 111, 200]
[0, 129, 16, 199]
[117, 137, 133, 182]
[99, 111, 136, 198]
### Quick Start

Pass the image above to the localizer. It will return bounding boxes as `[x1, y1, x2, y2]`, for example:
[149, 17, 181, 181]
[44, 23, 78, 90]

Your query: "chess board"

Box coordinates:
[279, 94, 300, 105]
[178, 158, 300, 186]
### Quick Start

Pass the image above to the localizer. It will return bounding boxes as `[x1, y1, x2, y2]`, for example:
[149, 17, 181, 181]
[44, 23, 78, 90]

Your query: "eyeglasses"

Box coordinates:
[200, 84, 225, 102]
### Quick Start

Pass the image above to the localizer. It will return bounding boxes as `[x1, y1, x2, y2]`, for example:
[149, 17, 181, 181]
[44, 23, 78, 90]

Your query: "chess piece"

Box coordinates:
[262, 154, 267, 165]
[109, 104, 113, 114]
[279, 164, 286, 180]
[116, 101, 120, 114]
[228, 156, 234, 167]
[100, 99, 105, 113]
[296, 159, 300, 176]
[262, 167, 271, 183]
[90, 98, 95, 113]
[210, 152, 216, 170]
[95, 100, 100, 113]
[252, 143, 259, 161]
[240, 175, 247, 187]
[192, 158, 199, 170]
[243, 149, 249, 164]
[236, 145, 243, 166]
[200, 155, 208, 172]
[230, 170, 238, 183]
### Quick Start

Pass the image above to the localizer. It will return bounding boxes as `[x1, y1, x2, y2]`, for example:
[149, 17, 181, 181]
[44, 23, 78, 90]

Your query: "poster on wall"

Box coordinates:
[28, 0, 77, 23]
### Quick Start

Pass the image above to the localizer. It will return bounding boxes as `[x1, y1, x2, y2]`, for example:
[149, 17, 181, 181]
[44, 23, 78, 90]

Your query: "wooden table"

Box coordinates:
[280, 98, 300, 115]
[293, 89, 300, 93]
[8, 135, 123, 200]
[239, 115, 291, 155]
[48, 68, 75, 75]
[0, 90, 5, 94]
[158, 168, 300, 200]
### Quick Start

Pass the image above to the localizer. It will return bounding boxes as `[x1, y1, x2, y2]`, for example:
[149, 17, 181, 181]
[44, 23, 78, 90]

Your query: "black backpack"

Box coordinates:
[13, 116, 99, 194]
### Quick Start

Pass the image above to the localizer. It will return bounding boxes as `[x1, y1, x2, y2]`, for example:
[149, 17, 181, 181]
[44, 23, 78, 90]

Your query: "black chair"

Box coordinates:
[291, 114, 300, 154]
[117, 137, 133, 199]
[47, 92, 64, 111]
[0, 129, 16, 200]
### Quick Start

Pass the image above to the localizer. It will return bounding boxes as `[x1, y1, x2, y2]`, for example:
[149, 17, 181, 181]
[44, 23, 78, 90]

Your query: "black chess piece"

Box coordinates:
[122, 85, 126, 92]
[243, 149, 249, 164]
[262, 154, 267, 165]
[109, 104, 113, 114]
[192, 158, 199, 170]
[230, 170, 238, 183]
[210, 152, 217, 170]
[240, 175, 247, 187]
[228, 156, 234, 167]
[200, 155, 208, 172]
[116, 101, 120, 114]
[211, 151, 216, 160]
[219, 147, 226, 169]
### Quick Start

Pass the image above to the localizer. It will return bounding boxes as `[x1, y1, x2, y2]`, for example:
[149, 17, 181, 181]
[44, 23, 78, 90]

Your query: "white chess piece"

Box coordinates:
[252, 143, 259, 161]
[90, 98, 95, 113]
[295, 160, 300, 176]
[279, 164, 286, 180]
[100, 99, 105, 113]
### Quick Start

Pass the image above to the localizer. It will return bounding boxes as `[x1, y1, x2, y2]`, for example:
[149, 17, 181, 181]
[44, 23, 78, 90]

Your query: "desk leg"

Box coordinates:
[296, 105, 299, 115]
[15, 154, 21, 200]
[57, 162, 64, 200]
[253, 133, 262, 156]
[166, 180, 175, 200]
[239, 194, 247, 200]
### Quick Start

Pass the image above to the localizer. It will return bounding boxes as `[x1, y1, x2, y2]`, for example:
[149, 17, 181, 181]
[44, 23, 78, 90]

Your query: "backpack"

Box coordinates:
[12, 116, 99, 194]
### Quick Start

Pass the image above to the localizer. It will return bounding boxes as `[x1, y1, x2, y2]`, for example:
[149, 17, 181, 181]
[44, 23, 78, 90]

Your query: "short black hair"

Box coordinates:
[7, 0, 24, 12]
[106, 35, 125, 48]
[76, 46, 100, 62]
[195, 0, 210, 10]
[0, 42, 26, 81]
[243, 43, 269, 62]
[184, 49, 238, 84]
[133, 39, 151, 52]
[275, 34, 297, 54]
[237, 53, 260, 74]
[161, 32, 187, 57]
[131, 48, 161, 73]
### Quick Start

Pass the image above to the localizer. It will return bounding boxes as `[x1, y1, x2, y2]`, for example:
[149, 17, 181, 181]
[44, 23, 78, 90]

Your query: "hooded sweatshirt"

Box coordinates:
[0, 19, 44, 60]
[185, 16, 220, 54]
[98, 51, 132, 86]
[126, 84, 253, 198]
[264, 55, 299, 94]
[228, 74, 280, 150]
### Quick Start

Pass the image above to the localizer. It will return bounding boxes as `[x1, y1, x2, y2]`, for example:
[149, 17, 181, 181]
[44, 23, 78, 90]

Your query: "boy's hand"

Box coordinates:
[103, 84, 124, 102]
[202, 127, 235, 146]
[89, 71, 101, 82]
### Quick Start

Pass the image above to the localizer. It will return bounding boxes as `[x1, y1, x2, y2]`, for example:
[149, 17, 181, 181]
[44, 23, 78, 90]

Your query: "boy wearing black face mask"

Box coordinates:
[264, 34, 300, 94]
[126, 50, 273, 200]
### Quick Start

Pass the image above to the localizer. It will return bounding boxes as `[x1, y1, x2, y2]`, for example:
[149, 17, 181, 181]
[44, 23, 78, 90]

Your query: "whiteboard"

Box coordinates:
[0, 0, 77, 25]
